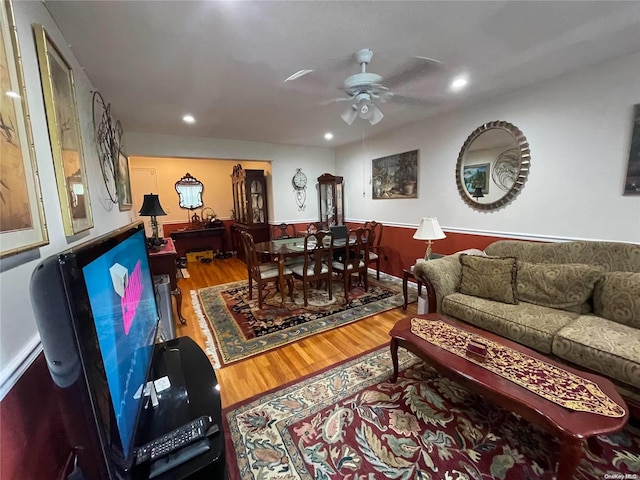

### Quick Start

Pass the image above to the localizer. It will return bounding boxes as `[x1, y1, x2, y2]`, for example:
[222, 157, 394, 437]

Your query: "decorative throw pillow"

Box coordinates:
[458, 254, 518, 304]
[516, 262, 603, 313]
[593, 272, 640, 328]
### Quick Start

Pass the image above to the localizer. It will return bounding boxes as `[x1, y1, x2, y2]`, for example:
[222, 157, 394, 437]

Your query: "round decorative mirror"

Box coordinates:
[455, 121, 530, 211]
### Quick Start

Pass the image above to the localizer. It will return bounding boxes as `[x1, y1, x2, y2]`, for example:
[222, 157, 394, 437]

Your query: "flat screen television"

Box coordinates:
[30, 222, 160, 479]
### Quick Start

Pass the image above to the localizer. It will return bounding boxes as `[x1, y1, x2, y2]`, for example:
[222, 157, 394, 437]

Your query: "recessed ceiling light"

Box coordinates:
[450, 76, 468, 92]
[183, 114, 195, 124]
[5, 91, 20, 98]
[324, 132, 333, 140]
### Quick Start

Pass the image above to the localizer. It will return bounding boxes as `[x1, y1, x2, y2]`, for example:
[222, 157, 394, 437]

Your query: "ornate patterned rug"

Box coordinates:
[224, 347, 640, 480]
[192, 276, 410, 367]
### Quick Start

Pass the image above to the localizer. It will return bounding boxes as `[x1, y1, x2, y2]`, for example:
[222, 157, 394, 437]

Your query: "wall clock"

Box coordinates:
[292, 168, 307, 211]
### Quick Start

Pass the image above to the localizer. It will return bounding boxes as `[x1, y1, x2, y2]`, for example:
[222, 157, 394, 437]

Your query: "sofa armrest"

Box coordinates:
[413, 254, 462, 314]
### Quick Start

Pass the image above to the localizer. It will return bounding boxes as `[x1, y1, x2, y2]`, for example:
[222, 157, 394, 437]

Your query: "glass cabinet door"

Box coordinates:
[318, 173, 344, 226]
[250, 179, 266, 224]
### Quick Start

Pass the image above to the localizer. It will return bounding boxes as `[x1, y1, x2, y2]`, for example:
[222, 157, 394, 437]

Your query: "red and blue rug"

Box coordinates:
[223, 347, 640, 479]
[192, 277, 409, 367]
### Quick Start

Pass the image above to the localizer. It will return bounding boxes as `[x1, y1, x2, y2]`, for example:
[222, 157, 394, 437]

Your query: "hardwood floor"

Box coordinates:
[173, 257, 417, 409]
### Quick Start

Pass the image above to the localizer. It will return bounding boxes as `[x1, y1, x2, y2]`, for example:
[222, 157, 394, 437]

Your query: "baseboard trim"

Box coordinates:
[0, 335, 42, 401]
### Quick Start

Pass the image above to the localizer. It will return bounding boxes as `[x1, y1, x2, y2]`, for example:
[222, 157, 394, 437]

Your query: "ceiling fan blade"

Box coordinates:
[388, 94, 442, 107]
[383, 57, 444, 89]
[283, 52, 356, 83]
[284, 69, 314, 82]
[320, 96, 354, 106]
[341, 105, 358, 125]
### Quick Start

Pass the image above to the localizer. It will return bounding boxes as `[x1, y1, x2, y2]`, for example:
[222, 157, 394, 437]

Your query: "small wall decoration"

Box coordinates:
[0, 0, 48, 257]
[291, 168, 307, 211]
[463, 163, 490, 195]
[372, 149, 418, 199]
[116, 149, 132, 210]
[624, 104, 640, 195]
[34, 23, 93, 235]
[92, 90, 124, 205]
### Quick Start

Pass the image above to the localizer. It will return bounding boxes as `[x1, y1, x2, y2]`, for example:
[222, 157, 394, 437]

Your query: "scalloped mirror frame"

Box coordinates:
[455, 120, 531, 211]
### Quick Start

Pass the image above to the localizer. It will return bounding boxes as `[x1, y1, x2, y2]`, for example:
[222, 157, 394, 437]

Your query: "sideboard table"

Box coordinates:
[148, 238, 186, 324]
[170, 226, 227, 258]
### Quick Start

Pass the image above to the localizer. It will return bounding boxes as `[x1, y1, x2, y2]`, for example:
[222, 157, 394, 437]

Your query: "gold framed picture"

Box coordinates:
[33, 23, 93, 235]
[0, 1, 48, 257]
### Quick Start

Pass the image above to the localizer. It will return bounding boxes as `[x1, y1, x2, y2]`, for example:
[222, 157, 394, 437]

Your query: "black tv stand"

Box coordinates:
[132, 336, 225, 479]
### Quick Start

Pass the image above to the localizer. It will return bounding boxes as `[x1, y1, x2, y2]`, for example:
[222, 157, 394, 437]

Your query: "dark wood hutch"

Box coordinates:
[231, 164, 269, 260]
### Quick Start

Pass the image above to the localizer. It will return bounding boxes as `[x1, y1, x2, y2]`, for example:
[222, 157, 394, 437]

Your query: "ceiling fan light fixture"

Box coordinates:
[341, 105, 358, 125]
[369, 104, 384, 125]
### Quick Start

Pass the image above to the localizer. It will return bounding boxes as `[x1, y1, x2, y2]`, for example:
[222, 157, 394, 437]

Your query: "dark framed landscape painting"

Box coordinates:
[371, 149, 418, 199]
[624, 104, 640, 195]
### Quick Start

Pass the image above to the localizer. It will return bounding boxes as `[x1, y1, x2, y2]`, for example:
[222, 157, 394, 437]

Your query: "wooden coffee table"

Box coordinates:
[389, 314, 628, 480]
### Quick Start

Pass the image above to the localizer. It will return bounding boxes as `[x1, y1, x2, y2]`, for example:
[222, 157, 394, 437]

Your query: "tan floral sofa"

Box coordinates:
[413, 240, 640, 409]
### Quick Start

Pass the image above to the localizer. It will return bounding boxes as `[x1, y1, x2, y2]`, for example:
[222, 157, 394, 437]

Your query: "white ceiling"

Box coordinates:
[45, 1, 640, 148]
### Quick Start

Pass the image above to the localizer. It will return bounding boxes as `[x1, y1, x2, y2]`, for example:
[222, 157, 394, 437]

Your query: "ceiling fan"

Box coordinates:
[285, 48, 444, 126]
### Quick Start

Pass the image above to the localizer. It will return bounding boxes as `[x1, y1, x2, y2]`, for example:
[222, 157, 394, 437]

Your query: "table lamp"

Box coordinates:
[138, 193, 167, 248]
[413, 216, 446, 260]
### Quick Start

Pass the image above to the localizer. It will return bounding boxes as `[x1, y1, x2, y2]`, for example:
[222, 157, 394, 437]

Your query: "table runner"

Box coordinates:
[410, 317, 626, 418]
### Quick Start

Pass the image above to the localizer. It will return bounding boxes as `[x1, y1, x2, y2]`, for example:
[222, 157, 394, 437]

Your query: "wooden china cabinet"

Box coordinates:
[318, 173, 344, 226]
[231, 164, 269, 260]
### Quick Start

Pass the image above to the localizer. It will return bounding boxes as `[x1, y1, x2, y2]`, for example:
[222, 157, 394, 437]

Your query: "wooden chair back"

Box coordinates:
[348, 227, 370, 268]
[271, 223, 296, 239]
[306, 221, 329, 234]
[303, 230, 334, 276]
[364, 221, 383, 249]
[290, 230, 334, 306]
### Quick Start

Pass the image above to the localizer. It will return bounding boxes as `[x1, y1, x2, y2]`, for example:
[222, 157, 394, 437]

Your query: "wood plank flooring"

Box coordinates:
[174, 257, 417, 408]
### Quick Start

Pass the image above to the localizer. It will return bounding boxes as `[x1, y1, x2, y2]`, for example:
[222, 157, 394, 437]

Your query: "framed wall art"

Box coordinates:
[623, 104, 640, 195]
[33, 23, 93, 235]
[371, 149, 418, 199]
[463, 163, 490, 195]
[0, 0, 48, 258]
[116, 148, 132, 210]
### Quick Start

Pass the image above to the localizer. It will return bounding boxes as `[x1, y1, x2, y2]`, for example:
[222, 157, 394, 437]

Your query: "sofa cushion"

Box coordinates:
[459, 255, 518, 305]
[442, 292, 578, 354]
[553, 315, 640, 389]
[516, 262, 603, 314]
[593, 272, 640, 329]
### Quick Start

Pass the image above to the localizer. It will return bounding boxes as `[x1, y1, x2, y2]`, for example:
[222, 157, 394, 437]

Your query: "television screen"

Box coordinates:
[82, 228, 159, 458]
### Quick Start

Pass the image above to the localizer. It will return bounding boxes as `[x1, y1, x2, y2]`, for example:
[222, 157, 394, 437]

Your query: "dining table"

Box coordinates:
[253, 237, 349, 305]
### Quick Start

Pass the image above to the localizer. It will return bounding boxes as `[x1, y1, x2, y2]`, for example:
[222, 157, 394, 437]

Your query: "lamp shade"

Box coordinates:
[138, 194, 167, 217]
[413, 217, 446, 241]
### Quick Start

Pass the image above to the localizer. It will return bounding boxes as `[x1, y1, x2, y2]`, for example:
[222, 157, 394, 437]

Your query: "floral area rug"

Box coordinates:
[224, 347, 640, 480]
[192, 276, 410, 368]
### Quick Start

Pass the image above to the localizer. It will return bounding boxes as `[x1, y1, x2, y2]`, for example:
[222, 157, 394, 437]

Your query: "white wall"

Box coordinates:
[0, 2, 135, 397]
[125, 133, 336, 224]
[336, 52, 640, 243]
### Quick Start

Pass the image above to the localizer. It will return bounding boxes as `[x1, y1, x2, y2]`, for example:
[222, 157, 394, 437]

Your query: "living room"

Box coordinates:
[1, 1, 639, 479]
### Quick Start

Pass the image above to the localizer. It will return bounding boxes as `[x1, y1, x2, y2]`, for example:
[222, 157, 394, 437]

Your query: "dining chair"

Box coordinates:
[289, 230, 334, 306]
[332, 227, 369, 304]
[271, 223, 296, 239]
[239, 230, 294, 309]
[363, 220, 383, 279]
[306, 221, 329, 234]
